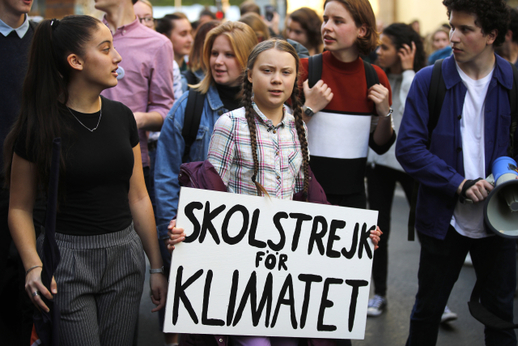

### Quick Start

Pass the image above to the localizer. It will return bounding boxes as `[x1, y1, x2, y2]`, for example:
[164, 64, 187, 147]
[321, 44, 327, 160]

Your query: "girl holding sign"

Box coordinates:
[168, 39, 381, 346]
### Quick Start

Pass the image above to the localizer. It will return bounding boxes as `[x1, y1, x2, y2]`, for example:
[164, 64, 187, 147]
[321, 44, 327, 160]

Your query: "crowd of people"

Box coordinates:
[1, 0, 518, 345]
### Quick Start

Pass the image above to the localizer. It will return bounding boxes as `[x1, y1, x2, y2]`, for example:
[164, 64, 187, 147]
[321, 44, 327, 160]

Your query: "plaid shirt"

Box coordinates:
[207, 104, 307, 200]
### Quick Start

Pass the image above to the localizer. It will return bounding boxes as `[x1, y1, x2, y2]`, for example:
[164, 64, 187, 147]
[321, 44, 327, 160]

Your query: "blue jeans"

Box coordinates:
[406, 226, 517, 346]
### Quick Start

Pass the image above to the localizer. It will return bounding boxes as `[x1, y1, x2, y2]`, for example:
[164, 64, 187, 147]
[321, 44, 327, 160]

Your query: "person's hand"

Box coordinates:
[457, 179, 494, 203]
[166, 219, 185, 253]
[25, 268, 57, 313]
[398, 42, 416, 71]
[369, 226, 383, 250]
[368, 84, 390, 117]
[303, 79, 333, 117]
[264, 12, 280, 35]
[149, 271, 168, 312]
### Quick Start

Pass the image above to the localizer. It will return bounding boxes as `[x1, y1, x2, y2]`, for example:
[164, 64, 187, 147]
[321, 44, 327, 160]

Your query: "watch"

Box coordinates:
[384, 107, 394, 118]
[149, 266, 164, 274]
[302, 105, 315, 117]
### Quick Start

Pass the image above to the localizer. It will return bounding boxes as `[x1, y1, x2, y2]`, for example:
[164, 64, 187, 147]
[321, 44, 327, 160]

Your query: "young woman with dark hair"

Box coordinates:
[4, 15, 167, 346]
[285, 7, 323, 56]
[365, 22, 425, 317]
[155, 12, 193, 72]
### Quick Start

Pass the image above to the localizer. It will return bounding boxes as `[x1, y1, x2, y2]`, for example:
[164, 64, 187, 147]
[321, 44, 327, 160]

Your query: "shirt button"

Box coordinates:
[276, 175, 280, 180]
[273, 129, 277, 134]
[457, 147, 462, 153]
[457, 115, 462, 120]
[123, 30, 126, 34]
[219, 339, 223, 343]
[218, 110, 224, 115]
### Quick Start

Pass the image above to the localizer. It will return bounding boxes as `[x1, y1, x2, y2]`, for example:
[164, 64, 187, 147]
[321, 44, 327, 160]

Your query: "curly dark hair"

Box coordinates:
[509, 7, 518, 44]
[442, 0, 510, 47]
[382, 23, 426, 73]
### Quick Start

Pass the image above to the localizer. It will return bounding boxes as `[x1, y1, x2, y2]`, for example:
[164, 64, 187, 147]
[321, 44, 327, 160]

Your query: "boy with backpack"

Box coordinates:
[396, 0, 518, 345]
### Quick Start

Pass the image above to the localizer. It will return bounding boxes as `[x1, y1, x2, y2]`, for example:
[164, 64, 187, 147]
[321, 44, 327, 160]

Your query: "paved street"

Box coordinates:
[138, 184, 518, 345]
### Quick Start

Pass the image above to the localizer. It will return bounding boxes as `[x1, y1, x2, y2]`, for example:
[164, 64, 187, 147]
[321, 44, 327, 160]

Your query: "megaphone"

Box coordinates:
[484, 156, 518, 238]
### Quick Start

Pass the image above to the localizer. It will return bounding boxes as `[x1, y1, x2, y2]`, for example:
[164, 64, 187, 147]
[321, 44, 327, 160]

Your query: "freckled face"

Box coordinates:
[247, 49, 297, 113]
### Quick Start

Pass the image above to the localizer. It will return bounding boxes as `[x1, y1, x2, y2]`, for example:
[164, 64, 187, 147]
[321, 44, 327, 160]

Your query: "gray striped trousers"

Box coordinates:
[37, 223, 145, 346]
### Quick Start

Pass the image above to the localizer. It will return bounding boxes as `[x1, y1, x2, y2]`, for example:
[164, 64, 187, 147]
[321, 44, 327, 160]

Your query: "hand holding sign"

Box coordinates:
[166, 219, 186, 252]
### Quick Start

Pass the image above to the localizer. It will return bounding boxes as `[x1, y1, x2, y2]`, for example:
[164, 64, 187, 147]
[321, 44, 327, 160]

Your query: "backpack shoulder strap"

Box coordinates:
[182, 90, 206, 163]
[182, 69, 199, 89]
[508, 61, 518, 157]
[408, 59, 446, 241]
[428, 59, 446, 142]
[308, 54, 323, 88]
[362, 60, 379, 89]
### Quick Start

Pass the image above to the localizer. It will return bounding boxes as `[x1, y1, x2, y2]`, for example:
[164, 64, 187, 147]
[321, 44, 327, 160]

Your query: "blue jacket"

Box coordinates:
[396, 54, 518, 240]
[155, 84, 228, 239]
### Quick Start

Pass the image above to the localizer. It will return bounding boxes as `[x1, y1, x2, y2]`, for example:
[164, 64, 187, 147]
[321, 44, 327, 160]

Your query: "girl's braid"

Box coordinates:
[291, 77, 310, 199]
[243, 76, 267, 196]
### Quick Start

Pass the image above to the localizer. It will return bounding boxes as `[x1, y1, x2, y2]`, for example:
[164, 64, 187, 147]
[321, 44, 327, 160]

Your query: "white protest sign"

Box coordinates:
[164, 187, 378, 339]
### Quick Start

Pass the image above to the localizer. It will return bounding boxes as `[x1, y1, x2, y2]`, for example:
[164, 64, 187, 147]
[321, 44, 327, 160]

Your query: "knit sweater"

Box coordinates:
[300, 51, 392, 195]
[0, 24, 34, 173]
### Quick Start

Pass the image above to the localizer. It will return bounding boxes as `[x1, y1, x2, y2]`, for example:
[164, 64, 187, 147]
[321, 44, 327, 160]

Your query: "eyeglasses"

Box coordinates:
[138, 16, 154, 24]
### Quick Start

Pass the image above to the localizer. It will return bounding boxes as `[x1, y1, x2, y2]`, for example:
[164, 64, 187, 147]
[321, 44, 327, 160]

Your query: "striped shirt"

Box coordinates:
[207, 104, 307, 200]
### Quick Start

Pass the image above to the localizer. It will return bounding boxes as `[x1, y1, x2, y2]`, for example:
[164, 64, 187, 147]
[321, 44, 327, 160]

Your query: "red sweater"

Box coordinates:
[300, 51, 392, 195]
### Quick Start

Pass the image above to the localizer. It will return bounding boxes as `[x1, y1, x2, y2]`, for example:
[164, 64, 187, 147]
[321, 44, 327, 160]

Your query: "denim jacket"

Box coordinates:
[155, 84, 228, 239]
[396, 54, 518, 240]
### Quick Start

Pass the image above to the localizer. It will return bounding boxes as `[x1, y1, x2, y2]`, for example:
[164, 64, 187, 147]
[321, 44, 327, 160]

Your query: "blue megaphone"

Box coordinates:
[484, 156, 518, 238]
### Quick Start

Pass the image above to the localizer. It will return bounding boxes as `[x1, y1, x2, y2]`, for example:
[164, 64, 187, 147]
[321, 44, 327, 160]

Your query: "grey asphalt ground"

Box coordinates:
[138, 184, 518, 346]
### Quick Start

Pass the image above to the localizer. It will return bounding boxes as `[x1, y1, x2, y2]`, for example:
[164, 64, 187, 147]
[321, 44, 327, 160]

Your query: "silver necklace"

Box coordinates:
[66, 105, 102, 132]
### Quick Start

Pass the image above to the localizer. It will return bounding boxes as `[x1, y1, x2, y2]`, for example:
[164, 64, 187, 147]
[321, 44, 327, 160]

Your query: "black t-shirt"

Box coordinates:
[15, 97, 139, 235]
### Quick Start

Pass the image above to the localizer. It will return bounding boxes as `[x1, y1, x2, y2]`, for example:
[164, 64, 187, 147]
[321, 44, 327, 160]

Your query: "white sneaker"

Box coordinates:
[367, 295, 387, 317]
[441, 305, 458, 323]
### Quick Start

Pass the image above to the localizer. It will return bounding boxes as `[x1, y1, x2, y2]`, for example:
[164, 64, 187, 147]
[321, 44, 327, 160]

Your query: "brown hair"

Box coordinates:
[242, 39, 310, 198]
[240, 0, 261, 16]
[155, 12, 189, 37]
[324, 0, 380, 55]
[286, 7, 323, 53]
[194, 21, 258, 94]
[239, 12, 270, 42]
[187, 20, 220, 72]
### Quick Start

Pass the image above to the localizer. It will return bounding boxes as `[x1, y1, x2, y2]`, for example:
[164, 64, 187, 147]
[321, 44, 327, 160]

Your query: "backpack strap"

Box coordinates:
[362, 60, 380, 89]
[508, 62, 518, 157]
[182, 90, 206, 163]
[182, 69, 200, 88]
[407, 59, 446, 241]
[308, 54, 323, 88]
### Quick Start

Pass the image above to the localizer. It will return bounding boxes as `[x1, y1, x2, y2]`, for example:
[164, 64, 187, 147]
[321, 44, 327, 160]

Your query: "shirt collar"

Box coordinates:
[102, 15, 140, 36]
[0, 14, 29, 38]
[252, 103, 287, 129]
